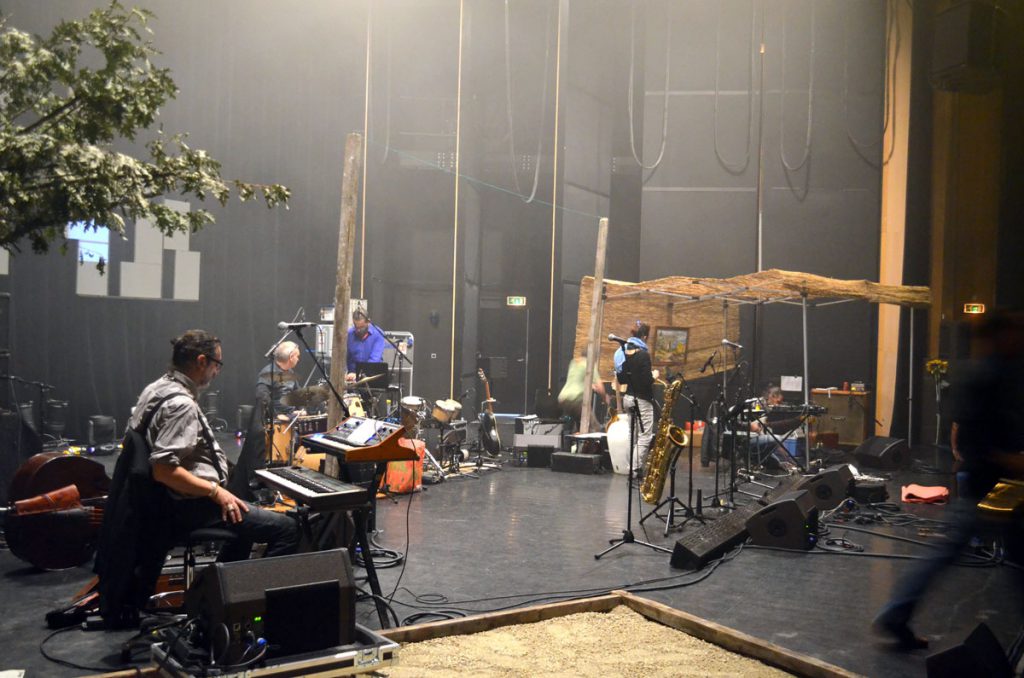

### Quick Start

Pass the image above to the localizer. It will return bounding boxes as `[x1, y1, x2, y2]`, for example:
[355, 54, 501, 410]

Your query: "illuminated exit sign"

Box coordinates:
[506, 296, 527, 307]
[963, 303, 986, 315]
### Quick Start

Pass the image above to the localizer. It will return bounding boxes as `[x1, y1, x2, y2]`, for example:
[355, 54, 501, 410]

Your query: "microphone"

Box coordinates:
[721, 339, 743, 350]
[607, 334, 628, 345]
[700, 349, 718, 374]
[278, 321, 318, 330]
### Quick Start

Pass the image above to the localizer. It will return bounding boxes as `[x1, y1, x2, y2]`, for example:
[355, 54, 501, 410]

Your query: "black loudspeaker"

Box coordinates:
[795, 464, 854, 511]
[526, 445, 554, 468]
[931, 1, 1002, 93]
[185, 549, 356, 662]
[926, 622, 1011, 678]
[551, 452, 602, 474]
[746, 490, 818, 550]
[853, 436, 909, 470]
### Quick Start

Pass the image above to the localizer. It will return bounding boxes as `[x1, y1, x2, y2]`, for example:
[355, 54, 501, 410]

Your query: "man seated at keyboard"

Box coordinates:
[748, 384, 802, 472]
[138, 330, 300, 561]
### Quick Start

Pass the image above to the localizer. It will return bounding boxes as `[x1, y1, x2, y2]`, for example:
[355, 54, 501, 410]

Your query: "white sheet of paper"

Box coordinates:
[780, 375, 803, 392]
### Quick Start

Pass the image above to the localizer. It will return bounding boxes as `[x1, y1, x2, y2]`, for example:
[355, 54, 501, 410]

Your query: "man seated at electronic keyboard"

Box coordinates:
[748, 384, 804, 472]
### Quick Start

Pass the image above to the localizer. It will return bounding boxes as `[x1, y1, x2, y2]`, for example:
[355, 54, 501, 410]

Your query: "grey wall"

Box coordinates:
[635, 0, 886, 397]
[1, 0, 891, 449]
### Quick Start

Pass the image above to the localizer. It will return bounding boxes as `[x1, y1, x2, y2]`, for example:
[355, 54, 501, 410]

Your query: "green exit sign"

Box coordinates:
[964, 303, 986, 315]
[506, 296, 527, 307]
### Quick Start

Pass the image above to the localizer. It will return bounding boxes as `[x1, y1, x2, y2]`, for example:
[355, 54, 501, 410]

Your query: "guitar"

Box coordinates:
[477, 369, 502, 455]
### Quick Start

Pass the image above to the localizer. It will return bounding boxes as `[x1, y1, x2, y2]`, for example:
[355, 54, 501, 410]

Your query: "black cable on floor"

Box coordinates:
[39, 624, 121, 674]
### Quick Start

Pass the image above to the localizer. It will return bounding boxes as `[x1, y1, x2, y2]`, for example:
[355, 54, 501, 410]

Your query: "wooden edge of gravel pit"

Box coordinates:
[613, 591, 863, 678]
[380, 593, 623, 644]
[380, 590, 863, 678]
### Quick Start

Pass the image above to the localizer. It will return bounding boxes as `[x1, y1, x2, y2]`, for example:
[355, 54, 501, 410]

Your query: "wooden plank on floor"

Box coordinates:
[614, 590, 863, 678]
[380, 593, 622, 644]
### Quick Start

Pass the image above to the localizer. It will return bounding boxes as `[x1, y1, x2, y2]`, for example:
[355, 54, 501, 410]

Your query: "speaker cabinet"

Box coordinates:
[853, 436, 909, 470]
[811, 389, 873, 447]
[926, 622, 1011, 678]
[795, 465, 854, 511]
[185, 549, 356, 662]
[746, 490, 818, 550]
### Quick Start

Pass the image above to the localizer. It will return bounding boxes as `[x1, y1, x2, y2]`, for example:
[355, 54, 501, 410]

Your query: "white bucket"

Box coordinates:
[606, 420, 631, 474]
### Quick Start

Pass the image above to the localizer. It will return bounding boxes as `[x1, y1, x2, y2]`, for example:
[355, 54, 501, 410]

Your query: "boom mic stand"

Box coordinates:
[368, 318, 412, 417]
[596, 341, 670, 560]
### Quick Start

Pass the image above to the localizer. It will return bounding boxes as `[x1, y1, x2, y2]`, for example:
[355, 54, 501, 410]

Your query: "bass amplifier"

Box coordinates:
[185, 549, 356, 663]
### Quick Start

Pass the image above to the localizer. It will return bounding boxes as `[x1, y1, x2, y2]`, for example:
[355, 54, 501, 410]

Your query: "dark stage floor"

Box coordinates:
[1, 444, 1021, 676]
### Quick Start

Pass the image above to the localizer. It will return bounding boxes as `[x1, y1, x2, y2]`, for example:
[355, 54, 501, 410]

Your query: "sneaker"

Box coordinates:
[871, 619, 929, 650]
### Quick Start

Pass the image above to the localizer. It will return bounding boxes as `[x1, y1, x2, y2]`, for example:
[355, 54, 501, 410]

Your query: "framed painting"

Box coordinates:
[651, 326, 689, 366]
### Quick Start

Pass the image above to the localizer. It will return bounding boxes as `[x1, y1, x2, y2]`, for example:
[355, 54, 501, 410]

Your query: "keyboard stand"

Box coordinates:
[277, 485, 391, 630]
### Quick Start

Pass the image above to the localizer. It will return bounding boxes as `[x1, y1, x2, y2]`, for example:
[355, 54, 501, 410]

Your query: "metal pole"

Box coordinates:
[908, 307, 914, 447]
[722, 300, 729, 397]
[524, 307, 530, 414]
[802, 294, 810, 466]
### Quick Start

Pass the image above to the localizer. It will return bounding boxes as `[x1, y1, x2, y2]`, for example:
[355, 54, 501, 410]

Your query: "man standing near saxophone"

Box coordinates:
[614, 321, 655, 478]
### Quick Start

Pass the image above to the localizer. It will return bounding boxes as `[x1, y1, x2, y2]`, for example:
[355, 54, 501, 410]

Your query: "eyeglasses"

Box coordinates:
[204, 354, 224, 368]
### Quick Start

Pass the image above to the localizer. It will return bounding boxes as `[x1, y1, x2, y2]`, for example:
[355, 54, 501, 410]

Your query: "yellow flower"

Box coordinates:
[925, 358, 949, 377]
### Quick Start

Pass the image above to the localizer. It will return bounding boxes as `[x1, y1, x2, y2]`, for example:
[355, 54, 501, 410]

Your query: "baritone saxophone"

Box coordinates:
[640, 378, 689, 504]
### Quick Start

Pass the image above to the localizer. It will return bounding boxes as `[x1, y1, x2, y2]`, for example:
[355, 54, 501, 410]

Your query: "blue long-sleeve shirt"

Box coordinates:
[346, 325, 386, 372]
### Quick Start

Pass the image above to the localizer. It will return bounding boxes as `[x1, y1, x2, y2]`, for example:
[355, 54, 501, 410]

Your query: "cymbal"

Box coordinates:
[348, 373, 384, 386]
[282, 385, 330, 407]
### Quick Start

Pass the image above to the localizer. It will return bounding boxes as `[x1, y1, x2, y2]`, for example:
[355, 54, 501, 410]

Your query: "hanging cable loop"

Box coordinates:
[779, 0, 816, 172]
[627, 0, 671, 174]
[713, 0, 757, 174]
[503, 0, 553, 203]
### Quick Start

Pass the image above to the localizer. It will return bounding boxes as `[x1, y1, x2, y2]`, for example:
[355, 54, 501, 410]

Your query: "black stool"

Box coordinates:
[184, 527, 238, 589]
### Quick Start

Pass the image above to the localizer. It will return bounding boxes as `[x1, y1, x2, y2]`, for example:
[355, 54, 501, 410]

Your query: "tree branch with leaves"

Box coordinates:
[0, 2, 290, 270]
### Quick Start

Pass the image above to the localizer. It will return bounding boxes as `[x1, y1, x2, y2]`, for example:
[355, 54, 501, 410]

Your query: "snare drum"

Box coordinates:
[401, 396, 427, 413]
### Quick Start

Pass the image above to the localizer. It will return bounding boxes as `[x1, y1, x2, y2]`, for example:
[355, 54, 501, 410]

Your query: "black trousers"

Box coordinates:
[171, 498, 300, 561]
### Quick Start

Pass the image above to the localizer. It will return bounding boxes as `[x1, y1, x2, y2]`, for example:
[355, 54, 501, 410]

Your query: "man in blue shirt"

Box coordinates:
[346, 310, 386, 382]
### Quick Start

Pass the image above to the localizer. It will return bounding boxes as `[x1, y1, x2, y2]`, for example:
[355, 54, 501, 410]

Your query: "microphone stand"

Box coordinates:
[596, 341, 670, 559]
[285, 326, 349, 465]
[262, 327, 295, 462]
[368, 319, 412, 417]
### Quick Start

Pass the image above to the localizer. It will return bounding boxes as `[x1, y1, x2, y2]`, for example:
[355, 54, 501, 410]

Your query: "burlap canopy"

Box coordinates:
[574, 269, 931, 382]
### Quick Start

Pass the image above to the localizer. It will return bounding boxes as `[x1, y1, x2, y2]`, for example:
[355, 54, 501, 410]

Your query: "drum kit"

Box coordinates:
[272, 377, 480, 481]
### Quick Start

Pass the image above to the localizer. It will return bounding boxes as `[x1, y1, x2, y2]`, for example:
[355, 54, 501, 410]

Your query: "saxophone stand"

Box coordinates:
[595, 349, 670, 560]
[639, 384, 701, 536]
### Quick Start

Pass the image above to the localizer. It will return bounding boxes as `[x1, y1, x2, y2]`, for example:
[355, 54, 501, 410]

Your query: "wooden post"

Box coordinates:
[325, 133, 363, 474]
[580, 218, 609, 434]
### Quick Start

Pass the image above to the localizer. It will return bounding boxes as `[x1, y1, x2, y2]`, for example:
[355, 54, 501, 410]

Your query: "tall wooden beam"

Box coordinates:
[329, 132, 364, 431]
[580, 218, 609, 434]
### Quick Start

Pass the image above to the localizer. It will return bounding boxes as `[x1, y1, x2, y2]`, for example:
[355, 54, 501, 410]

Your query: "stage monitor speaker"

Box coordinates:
[931, 1, 1002, 93]
[926, 622, 1011, 678]
[671, 475, 800, 570]
[795, 464, 854, 511]
[185, 549, 356, 663]
[746, 490, 818, 550]
[853, 436, 909, 470]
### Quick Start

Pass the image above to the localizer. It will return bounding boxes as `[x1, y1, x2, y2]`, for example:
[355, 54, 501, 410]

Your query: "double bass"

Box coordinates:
[4, 452, 110, 570]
